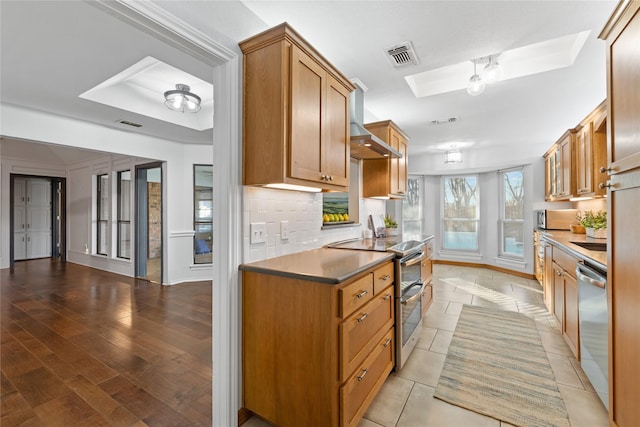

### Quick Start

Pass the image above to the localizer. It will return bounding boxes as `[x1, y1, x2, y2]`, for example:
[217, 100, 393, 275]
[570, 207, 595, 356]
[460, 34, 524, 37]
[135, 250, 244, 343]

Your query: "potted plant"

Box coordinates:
[384, 214, 399, 237]
[578, 210, 607, 239]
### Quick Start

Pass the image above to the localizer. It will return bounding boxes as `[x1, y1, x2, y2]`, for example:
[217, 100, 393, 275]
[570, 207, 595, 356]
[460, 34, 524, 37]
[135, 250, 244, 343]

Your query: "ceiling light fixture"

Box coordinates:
[164, 83, 201, 113]
[445, 148, 463, 164]
[466, 59, 486, 96]
[483, 55, 503, 84]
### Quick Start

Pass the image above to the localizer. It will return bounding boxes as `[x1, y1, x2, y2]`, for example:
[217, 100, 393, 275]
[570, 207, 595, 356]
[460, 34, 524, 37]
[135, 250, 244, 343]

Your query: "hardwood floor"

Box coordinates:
[1, 258, 212, 426]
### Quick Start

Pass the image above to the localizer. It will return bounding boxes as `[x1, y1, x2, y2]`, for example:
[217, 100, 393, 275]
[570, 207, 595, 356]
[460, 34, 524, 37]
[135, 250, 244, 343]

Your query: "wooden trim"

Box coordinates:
[598, 0, 635, 39]
[238, 408, 253, 425]
[433, 260, 536, 280]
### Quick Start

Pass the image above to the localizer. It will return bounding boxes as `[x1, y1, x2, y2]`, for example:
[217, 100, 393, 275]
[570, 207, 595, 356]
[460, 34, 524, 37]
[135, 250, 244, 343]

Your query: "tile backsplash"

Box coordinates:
[243, 187, 385, 263]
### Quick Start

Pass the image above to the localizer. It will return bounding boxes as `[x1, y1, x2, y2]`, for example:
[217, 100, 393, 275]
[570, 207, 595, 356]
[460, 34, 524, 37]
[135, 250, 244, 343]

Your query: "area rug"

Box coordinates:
[434, 304, 571, 427]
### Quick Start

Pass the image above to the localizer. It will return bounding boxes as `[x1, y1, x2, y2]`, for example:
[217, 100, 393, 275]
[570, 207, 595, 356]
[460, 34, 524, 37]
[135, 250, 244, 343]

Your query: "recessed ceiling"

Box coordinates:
[405, 31, 590, 98]
[80, 56, 214, 131]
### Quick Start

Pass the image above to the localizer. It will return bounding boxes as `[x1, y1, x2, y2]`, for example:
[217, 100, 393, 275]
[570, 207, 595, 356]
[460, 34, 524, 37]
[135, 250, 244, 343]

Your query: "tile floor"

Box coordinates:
[244, 264, 609, 427]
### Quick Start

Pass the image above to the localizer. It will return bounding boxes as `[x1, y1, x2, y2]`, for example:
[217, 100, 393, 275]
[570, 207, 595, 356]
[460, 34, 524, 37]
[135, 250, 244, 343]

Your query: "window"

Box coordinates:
[117, 170, 131, 259]
[96, 174, 109, 255]
[442, 175, 479, 251]
[402, 176, 422, 240]
[499, 168, 524, 258]
[194, 165, 213, 264]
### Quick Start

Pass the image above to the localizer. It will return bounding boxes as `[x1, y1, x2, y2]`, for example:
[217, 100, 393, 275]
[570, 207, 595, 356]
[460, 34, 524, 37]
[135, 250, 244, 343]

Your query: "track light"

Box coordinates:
[483, 56, 503, 84]
[466, 60, 486, 96]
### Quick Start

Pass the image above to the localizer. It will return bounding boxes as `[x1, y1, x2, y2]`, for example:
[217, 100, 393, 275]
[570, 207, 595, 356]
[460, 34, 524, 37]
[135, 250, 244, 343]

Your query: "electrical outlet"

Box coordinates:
[250, 222, 266, 244]
[280, 220, 289, 240]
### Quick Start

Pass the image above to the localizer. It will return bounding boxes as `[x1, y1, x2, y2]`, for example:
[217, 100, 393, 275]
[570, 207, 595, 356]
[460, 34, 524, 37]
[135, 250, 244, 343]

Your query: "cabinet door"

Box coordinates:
[605, 5, 640, 423]
[544, 153, 554, 200]
[553, 262, 564, 327]
[559, 135, 572, 197]
[395, 137, 408, 195]
[289, 46, 324, 183]
[544, 244, 554, 312]
[563, 272, 579, 359]
[323, 75, 350, 187]
[576, 123, 593, 195]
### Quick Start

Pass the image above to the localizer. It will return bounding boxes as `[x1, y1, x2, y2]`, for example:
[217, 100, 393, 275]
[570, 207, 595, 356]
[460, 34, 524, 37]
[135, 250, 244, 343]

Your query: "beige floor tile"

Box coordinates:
[422, 311, 459, 332]
[415, 326, 438, 351]
[363, 374, 414, 427]
[428, 330, 453, 355]
[538, 329, 575, 356]
[357, 418, 383, 427]
[395, 348, 445, 388]
[558, 384, 609, 427]
[568, 357, 596, 392]
[444, 301, 463, 315]
[547, 352, 586, 389]
[396, 383, 500, 427]
[428, 299, 449, 314]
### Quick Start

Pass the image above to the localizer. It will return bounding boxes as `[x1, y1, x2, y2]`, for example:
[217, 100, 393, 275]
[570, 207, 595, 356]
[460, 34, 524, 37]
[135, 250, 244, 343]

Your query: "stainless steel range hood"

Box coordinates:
[350, 84, 402, 160]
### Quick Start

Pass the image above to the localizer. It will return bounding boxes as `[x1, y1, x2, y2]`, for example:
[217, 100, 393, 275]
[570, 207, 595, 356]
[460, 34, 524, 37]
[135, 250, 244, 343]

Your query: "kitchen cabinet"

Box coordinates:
[421, 239, 434, 317]
[544, 130, 575, 201]
[600, 2, 640, 425]
[544, 241, 555, 313]
[552, 247, 580, 359]
[240, 23, 354, 191]
[575, 101, 608, 197]
[362, 120, 409, 198]
[242, 259, 394, 427]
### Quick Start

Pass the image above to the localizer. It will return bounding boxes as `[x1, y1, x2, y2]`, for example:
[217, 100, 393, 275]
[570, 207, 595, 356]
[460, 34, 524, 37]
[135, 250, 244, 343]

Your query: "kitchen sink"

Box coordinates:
[570, 241, 607, 252]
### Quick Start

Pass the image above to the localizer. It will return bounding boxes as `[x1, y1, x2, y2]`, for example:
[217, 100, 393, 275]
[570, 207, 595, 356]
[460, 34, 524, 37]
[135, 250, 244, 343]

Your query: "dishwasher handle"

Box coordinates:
[576, 263, 606, 289]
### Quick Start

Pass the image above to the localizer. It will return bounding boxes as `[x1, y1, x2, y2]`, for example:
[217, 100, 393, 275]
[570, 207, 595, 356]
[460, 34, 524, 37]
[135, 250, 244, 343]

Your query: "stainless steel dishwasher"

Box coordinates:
[576, 261, 608, 410]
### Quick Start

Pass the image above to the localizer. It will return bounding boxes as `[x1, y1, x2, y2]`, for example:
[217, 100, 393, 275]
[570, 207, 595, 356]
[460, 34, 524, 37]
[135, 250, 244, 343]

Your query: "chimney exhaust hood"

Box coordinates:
[349, 83, 402, 160]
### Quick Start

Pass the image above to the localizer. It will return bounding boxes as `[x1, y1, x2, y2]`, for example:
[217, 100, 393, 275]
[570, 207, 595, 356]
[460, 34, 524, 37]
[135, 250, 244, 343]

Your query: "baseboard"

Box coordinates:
[433, 260, 536, 280]
[238, 408, 253, 425]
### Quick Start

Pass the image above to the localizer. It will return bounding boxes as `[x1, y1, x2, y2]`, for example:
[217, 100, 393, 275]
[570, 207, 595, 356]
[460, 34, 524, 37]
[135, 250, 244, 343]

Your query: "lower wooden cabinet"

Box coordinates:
[242, 260, 395, 427]
[551, 247, 580, 359]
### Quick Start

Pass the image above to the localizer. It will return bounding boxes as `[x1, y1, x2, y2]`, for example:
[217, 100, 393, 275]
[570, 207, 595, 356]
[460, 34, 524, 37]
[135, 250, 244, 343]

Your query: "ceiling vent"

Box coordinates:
[116, 119, 142, 128]
[385, 41, 419, 67]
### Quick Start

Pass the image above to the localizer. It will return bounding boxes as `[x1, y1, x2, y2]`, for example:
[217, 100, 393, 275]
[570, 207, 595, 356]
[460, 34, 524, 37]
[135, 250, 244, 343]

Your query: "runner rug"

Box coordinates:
[434, 304, 571, 427]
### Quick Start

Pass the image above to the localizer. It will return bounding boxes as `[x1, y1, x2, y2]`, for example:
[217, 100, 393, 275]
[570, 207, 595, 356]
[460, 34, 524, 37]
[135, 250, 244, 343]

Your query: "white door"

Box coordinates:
[13, 178, 27, 260]
[13, 178, 52, 260]
[26, 179, 52, 258]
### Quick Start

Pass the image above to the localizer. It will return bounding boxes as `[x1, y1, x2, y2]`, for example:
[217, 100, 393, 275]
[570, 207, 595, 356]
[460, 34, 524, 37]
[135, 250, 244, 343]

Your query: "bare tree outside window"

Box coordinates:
[442, 176, 479, 251]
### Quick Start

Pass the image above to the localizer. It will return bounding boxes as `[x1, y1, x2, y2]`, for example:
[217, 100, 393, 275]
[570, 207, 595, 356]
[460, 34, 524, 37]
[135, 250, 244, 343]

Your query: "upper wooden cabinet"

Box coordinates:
[544, 130, 575, 201]
[362, 120, 409, 198]
[543, 100, 607, 201]
[576, 101, 608, 197]
[240, 23, 355, 191]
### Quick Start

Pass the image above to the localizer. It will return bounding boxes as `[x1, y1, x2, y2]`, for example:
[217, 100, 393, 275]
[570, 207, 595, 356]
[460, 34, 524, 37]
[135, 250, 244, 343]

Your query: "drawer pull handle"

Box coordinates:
[382, 293, 392, 301]
[381, 274, 391, 281]
[383, 338, 392, 348]
[357, 368, 368, 381]
[355, 290, 368, 299]
[356, 313, 368, 323]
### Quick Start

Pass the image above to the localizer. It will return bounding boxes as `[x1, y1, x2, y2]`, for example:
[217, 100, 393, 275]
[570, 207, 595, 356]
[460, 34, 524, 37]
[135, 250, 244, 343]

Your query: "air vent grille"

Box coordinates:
[385, 41, 419, 67]
[116, 119, 142, 128]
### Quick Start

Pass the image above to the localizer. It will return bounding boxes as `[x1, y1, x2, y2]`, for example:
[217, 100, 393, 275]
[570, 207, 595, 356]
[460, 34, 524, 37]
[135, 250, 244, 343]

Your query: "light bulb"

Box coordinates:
[483, 58, 503, 84]
[466, 74, 485, 96]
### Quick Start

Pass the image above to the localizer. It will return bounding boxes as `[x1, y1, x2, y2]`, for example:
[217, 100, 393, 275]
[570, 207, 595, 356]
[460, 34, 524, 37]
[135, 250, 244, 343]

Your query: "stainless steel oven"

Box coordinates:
[392, 243, 425, 370]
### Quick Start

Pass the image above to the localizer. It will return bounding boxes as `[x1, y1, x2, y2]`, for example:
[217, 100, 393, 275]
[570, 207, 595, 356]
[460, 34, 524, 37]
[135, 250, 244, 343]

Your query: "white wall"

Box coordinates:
[0, 104, 213, 284]
[421, 162, 541, 275]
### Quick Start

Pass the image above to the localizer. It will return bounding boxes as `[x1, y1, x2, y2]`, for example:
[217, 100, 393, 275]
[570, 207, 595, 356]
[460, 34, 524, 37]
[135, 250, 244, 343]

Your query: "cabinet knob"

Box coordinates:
[599, 166, 615, 174]
[328, 175, 333, 181]
[381, 274, 391, 281]
[355, 290, 368, 299]
[356, 313, 368, 323]
[599, 181, 613, 189]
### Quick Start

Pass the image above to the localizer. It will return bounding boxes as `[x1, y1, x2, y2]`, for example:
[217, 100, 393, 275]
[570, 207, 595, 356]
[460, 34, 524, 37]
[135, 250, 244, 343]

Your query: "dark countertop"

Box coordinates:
[540, 229, 607, 271]
[239, 248, 395, 284]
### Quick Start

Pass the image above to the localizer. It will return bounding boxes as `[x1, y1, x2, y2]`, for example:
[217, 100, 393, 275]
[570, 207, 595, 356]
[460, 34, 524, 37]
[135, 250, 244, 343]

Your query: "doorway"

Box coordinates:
[9, 174, 66, 267]
[135, 162, 163, 284]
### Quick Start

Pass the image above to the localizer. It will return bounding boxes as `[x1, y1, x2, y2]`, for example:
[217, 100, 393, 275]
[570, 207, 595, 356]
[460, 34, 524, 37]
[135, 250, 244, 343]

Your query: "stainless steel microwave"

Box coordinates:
[536, 209, 578, 230]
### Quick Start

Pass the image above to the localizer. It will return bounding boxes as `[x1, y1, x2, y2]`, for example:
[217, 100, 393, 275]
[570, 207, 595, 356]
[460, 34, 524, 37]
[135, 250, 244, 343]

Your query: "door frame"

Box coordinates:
[134, 161, 164, 284]
[9, 174, 67, 268]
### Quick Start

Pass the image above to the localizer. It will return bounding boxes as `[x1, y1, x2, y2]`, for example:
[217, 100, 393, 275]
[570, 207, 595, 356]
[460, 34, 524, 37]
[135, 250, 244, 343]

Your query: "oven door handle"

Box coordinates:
[401, 251, 423, 267]
[401, 282, 426, 305]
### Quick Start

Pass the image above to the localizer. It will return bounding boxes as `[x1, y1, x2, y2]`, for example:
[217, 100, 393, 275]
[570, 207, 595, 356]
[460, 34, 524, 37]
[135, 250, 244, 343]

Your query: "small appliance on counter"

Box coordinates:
[535, 209, 578, 230]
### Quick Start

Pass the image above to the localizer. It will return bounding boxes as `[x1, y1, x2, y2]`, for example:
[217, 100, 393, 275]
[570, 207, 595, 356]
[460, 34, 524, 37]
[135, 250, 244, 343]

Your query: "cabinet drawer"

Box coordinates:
[424, 240, 434, 259]
[553, 247, 578, 277]
[340, 274, 375, 318]
[340, 327, 394, 427]
[373, 262, 394, 295]
[339, 286, 394, 382]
